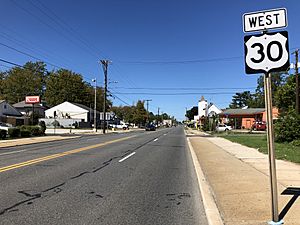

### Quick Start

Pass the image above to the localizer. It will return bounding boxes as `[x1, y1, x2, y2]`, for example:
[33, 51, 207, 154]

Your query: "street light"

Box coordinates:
[92, 78, 97, 132]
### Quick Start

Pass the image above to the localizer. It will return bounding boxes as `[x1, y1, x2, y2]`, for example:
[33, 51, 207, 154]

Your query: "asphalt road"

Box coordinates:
[0, 127, 208, 225]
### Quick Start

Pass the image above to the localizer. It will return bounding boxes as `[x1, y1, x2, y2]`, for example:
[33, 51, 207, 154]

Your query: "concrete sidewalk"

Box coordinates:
[186, 129, 300, 225]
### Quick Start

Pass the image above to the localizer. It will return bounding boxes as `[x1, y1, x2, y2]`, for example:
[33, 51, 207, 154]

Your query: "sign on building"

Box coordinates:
[25, 96, 40, 104]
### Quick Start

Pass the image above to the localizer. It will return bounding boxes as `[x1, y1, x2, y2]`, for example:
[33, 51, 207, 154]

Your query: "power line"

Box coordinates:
[0, 58, 23, 67]
[10, 0, 100, 59]
[113, 92, 255, 96]
[0, 28, 74, 68]
[0, 41, 63, 69]
[0, 57, 93, 83]
[110, 93, 131, 106]
[29, 0, 102, 58]
[110, 86, 256, 90]
[117, 56, 242, 65]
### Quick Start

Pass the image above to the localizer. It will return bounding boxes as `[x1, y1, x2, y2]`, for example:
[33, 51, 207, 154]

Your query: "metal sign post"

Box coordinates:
[264, 73, 282, 225]
[243, 8, 289, 225]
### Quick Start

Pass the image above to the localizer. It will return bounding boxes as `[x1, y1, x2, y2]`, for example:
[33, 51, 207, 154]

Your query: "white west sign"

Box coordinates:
[243, 8, 287, 33]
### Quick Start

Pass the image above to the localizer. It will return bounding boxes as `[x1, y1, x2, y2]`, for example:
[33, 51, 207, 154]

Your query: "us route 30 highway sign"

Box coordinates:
[244, 31, 289, 74]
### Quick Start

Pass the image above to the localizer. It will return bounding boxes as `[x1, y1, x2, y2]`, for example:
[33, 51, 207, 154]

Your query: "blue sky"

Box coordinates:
[0, 0, 299, 120]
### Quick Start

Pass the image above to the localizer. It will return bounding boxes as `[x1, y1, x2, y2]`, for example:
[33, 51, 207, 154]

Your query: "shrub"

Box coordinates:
[0, 129, 7, 139]
[8, 128, 20, 138]
[19, 125, 43, 136]
[38, 121, 46, 134]
[291, 139, 300, 146]
[20, 130, 31, 137]
[274, 111, 300, 142]
[29, 126, 42, 136]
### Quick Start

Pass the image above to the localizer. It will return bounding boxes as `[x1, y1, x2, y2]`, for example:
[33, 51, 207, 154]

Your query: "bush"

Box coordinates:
[19, 125, 43, 136]
[291, 139, 300, 146]
[20, 130, 31, 137]
[0, 129, 7, 139]
[8, 128, 20, 138]
[38, 121, 46, 134]
[275, 111, 300, 142]
[29, 126, 42, 136]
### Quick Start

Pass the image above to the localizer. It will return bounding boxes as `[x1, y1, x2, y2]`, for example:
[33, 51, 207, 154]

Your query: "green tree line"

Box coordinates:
[0, 61, 109, 112]
[111, 100, 173, 126]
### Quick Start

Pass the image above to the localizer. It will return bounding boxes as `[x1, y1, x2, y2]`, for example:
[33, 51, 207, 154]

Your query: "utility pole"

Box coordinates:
[157, 107, 160, 126]
[92, 79, 97, 132]
[145, 99, 152, 123]
[294, 49, 300, 114]
[100, 60, 110, 134]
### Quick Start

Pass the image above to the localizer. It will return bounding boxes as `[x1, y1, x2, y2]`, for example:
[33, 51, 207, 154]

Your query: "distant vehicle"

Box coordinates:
[145, 123, 156, 131]
[216, 124, 232, 132]
[0, 122, 12, 131]
[251, 121, 266, 131]
[109, 121, 129, 130]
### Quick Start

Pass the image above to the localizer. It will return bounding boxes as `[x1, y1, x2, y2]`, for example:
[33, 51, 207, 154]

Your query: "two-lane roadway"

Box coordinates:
[0, 127, 208, 225]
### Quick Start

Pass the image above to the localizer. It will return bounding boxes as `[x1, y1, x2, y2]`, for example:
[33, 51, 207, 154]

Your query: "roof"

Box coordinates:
[13, 101, 46, 108]
[72, 102, 93, 111]
[0, 100, 5, 104]
[220, 108, 265, 116]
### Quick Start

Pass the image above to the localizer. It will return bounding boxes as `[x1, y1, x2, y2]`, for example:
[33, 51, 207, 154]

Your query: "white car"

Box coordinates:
[216, 124, 232, 132]
[0, 123, 12, 131]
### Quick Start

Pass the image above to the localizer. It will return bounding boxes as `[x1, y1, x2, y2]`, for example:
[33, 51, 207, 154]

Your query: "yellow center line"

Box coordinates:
[0, 135, 136, 173]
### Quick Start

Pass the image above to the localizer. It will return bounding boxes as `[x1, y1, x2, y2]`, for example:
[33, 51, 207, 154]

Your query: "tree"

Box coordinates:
[229, 91, 254, 108]
[0, 72, 5, 99]
[2, 61, 47, 103]
[275, 110, 300, 142]
[254, 72, 286, 108]
[186, 106, 198, 120]
[274, 74, 296, 113]
[133, 100, 147, 126]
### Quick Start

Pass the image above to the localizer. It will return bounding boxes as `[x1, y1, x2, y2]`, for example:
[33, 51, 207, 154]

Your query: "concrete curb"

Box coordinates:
[187, 137, 224, 225]
[0, 136, 80, 148]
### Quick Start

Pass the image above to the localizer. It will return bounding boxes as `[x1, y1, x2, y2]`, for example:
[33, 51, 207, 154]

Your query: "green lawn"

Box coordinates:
[215, 133, 300, 164]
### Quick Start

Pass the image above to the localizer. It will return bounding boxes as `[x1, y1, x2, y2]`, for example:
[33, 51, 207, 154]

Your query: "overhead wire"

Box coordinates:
[32, 0, 104, 58]
[117, 56, 243, 65]
[112, 92, 255, 96]
[0, 27, 74, 68]
[10, 0, 100, 60]
[110, 86, 256, 90]
[0, 41, 63, 69]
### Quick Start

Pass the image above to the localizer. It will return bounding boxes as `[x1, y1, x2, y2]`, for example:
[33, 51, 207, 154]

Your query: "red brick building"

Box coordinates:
[219, 107, 279, 129]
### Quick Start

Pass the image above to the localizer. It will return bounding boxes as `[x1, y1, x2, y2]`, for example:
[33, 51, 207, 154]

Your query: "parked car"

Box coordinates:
[216, 124, 232, 132]
[251, 121, 266, 131]
[145, 123, 156, 131]
[0, 122, 12, 131]
[109, 121, 129, 130]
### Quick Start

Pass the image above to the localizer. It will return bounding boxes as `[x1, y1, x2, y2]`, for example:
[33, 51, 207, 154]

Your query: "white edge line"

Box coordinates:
[153, 138, 158, 142]
[118, 152, 136, 163]
[0, 149, 27, 156]
[187, 137, 224, 225]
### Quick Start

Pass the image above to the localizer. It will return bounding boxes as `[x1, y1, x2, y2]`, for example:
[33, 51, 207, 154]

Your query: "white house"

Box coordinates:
[194, 96, 222, 121]
[207, 103, 222, 117]
[45, 101, 92, 122]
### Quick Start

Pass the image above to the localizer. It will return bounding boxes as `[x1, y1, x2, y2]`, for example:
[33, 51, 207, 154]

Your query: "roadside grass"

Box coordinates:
[215, 132, 300, 164]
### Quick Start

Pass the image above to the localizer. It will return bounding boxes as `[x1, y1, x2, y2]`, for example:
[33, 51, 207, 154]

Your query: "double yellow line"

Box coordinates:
[0, 135, 135, 173]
